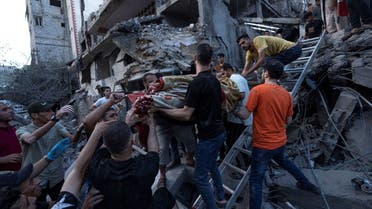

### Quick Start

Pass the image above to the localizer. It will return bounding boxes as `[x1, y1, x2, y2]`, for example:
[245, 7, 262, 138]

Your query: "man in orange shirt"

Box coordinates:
[237, 58, 319, 209]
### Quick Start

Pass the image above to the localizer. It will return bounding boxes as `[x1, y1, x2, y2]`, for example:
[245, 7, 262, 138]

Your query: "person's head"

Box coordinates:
[221, 63, 235, 78]
[101, 108, 119, 122]
[0, 102, 14, 124]
[217, 53, 225, 64]
[262, 58, 284, 81]
[195, 43, 213, 67]
[315, 0, 320, 6]
[101, 87, 111, 98]
[0, 164, 42, 209]
[237, 33, 253, 51]
[307, 3, 313, 12]
[304, 11, 314, 23]
[103, 121, 131, 155]
[27, 102, 54, 125]
[143, 73, 158, 91]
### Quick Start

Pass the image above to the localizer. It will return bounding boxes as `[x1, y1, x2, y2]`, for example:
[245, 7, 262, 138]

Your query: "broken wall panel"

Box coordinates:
[319, 91, 358, 162]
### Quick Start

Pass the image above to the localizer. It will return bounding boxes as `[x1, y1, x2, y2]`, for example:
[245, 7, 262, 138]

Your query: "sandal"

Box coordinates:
[157, 177, 167, 188]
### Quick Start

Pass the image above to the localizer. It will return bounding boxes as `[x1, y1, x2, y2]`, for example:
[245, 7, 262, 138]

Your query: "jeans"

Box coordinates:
[347, 0, 372, 28]
[270, 44, 302, 65]
[194, 132, 226, 209]
[249, 145, 312, 209]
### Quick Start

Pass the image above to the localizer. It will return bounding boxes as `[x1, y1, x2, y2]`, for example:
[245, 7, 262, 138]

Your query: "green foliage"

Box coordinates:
[2, 64, 73, 105]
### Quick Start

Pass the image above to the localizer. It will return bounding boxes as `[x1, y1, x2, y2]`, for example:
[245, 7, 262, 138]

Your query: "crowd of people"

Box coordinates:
[1, 30, 325, 209]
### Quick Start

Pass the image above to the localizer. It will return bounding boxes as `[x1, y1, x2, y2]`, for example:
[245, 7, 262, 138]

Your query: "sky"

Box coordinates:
[0, 1, 30, 67]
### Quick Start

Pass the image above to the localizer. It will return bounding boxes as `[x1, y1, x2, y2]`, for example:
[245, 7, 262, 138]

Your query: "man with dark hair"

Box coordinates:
[221, 63, 252, 152]
[156, 43, 227, 209]
[0, 138, 70, 209]
[237, 58, 319, 209]
[91, 86, 117, 110]
[0, 102, 22, 171]
[16, 102, 74, 202]
[237, 33, 301, 77]
[87, 107, 171, 209]
[214, 53, 225, 72]
[304, 11, 324, 39]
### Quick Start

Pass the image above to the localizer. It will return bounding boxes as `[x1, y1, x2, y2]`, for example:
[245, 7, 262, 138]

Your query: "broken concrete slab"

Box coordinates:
[352, 58, 372, 89]
[276, 169, 372, 209]
[319, 91, 358, 162]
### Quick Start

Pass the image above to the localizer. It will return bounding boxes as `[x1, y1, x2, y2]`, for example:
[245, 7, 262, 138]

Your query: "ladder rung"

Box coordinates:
[223, 184, 235, 194]
[280, 80, 297, 83]
[292, 59, 308, 64]
[298, 56, 310, 60]
[300, 36, 320, 43]
[285, 68, 303, 73]
[233, 146, 251, 155]
[302, 46, 316, 52]
[223, 161, 247, 175]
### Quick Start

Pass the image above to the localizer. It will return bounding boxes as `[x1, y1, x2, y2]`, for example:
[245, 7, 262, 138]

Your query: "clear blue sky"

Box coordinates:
[0, 1, 30, 67]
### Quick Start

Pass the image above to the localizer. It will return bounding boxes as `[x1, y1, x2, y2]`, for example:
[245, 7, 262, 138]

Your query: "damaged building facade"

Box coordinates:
[26, 0, 74, 65]
[75, 0, 305, 97]
[68, 1, 372, 208]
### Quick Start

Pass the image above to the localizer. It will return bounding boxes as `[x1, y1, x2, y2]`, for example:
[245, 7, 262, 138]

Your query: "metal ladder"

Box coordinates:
[192, 127, 252, 209]
[280, 31, 326, 98]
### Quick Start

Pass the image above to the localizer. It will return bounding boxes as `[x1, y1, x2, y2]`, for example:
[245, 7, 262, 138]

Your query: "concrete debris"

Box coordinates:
[286, 29, 372, 173]
[319, 91, 358, 163]
[109, 20, 206, 91]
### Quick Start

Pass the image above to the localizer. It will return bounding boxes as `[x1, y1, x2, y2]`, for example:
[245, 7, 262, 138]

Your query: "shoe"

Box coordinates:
[157, 177, 167, 189]
[216, 199, 227, 208]
[296, 182, 320, 194]
[362, 23, 372, 29]
[167, 158, 181, 169]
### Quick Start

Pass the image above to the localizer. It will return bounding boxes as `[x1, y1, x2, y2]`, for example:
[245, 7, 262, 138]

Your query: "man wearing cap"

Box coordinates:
[0, 138, 70, 209]
[16, 102, 74, 202]
[0, 102, 22, 171]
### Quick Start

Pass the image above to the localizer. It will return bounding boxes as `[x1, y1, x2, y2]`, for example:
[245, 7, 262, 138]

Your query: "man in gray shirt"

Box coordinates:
[16, 101, 74, 201]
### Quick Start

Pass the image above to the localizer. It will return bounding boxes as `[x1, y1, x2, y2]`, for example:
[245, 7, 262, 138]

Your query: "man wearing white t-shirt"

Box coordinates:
[222, 63, 252, 151]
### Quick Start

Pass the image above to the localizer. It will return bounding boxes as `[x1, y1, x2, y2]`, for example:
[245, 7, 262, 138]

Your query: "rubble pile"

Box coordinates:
[285, 29, 372, 174]
[109, 18, 207, 90]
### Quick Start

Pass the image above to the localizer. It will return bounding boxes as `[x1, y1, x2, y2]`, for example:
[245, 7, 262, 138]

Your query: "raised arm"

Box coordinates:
[60, 120, 115, 197]
[83, 93, 125, 133]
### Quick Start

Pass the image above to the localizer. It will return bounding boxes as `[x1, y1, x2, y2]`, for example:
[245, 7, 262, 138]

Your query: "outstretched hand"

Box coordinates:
[56, 105, 74, 119]
[81, 187, 104, 209]
[109, 93, 126, 103]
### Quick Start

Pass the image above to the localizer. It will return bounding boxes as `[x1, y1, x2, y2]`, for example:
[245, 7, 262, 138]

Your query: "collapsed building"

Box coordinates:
[66, 0, 372, 208]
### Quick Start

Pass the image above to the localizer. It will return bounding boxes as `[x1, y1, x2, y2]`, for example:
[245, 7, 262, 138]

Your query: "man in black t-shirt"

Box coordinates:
[304, 11, 324, 39]
[156, 43, 227, 209]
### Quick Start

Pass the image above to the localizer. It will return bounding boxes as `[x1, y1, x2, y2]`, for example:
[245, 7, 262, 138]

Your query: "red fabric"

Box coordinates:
[127, 92, 145, 103]
[0, 126, 22, 171]
[135, 124, 149, 148]
[337, 0, 349, 16]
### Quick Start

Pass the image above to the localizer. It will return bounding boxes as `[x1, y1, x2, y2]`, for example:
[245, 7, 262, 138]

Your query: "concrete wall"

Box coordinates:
[198, 0, 241, 66]
[26, 0, 73, 65]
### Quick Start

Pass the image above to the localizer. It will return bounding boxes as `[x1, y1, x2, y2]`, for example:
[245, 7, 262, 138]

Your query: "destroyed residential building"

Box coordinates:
[26, 0, 74, 65]
[67, 0, 372, 208]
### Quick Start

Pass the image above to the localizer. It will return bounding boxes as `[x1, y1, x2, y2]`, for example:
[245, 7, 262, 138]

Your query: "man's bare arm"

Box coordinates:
[244, 49, 266, 76]
[157, 106, 195, 121]
[236, 107, 252, 120]
[60, 121, 114, 197]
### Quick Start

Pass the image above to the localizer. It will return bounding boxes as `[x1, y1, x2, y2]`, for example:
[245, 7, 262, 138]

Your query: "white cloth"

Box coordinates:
[227, 74, 252, 126]
[94, 97, 118, 111]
